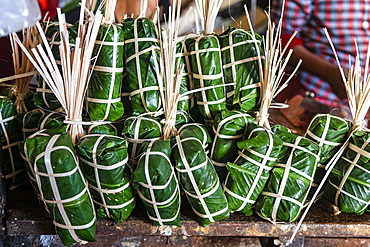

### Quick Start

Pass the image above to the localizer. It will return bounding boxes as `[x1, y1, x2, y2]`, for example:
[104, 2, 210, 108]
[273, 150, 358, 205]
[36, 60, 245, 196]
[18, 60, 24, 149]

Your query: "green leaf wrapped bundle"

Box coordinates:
[304, 114, 350, 200]
[172, 124, 229, 226]
[186, 35, 226, 119]
[133, 140, 181, 226]
[122, 115, 162, 164]
[218, 26, 263, 111]
[177, 123, 212, 149]
[224, 123, 283, 216]
[85, 121, 124, 136]
[121, 18, 162, 115]
[17, 108, 45, 140]
[175, 110, 190, 125]
[24, 127, 97, 246]
[324, 130, 370, 214]
[77, 134, 135, 223]
[87, 24, 125, 121]
[175, 38, 192, 114]
[255, 125, 320, 223]
[0, 96, 27, 190]
[34, 23, 77, 110]
[38, 111, 66, 130]
[209, 110, 253, 181]
[305, 114, 350, 164]
[120, 74, 132, 116]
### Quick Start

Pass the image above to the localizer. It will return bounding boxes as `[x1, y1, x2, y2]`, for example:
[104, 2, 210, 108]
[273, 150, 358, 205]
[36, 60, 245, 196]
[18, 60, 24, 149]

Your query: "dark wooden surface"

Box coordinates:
[5, 185, 370, 241]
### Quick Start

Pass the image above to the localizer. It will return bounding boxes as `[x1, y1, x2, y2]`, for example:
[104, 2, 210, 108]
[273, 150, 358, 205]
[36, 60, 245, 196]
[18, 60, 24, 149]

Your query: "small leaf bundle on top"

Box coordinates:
[121, 16, 162, 115]
[176, 35, 196, 112]
[38, 110, 66, 130]
[218, 26, 263, 111]
[209, 109, 253, 181]
[122, 115, 162, 164]
[185, 0, 226, 120]
[17, 109, 45, 140]
[85, 121, 123, 136]
[87, 0, 125, 121]
[304, 114, 350, 200]
[77, 134, 135, 223]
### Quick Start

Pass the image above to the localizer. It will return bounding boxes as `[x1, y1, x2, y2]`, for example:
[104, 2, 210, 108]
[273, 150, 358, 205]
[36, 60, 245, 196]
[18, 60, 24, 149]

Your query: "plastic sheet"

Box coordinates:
[0, 0, 41, 37]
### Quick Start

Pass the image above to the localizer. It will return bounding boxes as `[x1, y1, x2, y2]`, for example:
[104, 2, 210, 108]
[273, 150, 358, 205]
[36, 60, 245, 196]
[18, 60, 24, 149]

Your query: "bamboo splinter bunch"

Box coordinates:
[9, 26, 40, 114]
[160, 0, 183, 140]
[14, 0, 103, 145]
[245, 5, 301, 130]
[194, 0, 223, 35]
[343, 42, 370, 129]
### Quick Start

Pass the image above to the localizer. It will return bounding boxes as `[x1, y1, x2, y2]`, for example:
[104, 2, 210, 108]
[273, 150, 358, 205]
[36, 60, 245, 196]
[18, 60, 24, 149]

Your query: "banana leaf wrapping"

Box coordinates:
[85, 120, 124, 136]
[121, 73, 132, 116]
[218, 26, 262, 111]
[122, 115, 162, 164]
[209, 110, 253, 181]
[34, 23, 77, 110]
[223, 123, 283, 216]
[77, 134, 135, 223]
[305, 114, 350, 200]
[122, 18, 162, 115]
[324, 130, 370, 214]
[23, 127, 97, 246]
[171, 124, 229, 226]
[17, 108, 45, 140]
[255, 125, 320, 223]
[175, 110, 190, 126]
[17, 109, 45, 140]
[133, 140, 181, 226]
[177, 123, 212, 149]
[17, 109, 46, 191]
[87, 24, 124, 121]
[18, 142, 37, 193]
[0, 96, 27, 190]
[38, 111, 66, 130]
[186, 35, 226, 119]
[175, 38, 192, 114]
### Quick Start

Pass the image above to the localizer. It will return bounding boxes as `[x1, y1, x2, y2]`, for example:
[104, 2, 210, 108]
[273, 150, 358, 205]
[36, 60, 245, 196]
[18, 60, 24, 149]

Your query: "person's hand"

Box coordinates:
[324, 64, 348, 100]
[115, 0, 157, 21]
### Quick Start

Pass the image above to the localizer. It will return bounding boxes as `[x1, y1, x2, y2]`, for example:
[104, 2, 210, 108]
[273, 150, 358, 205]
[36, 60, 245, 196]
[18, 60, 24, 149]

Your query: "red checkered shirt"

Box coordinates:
[271, 0, 370, 108]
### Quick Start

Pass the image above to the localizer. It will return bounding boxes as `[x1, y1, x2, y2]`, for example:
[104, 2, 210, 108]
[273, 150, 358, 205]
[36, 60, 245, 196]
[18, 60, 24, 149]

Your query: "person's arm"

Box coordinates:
[272, 0, 347, 100]
[288, 44, 347, 99]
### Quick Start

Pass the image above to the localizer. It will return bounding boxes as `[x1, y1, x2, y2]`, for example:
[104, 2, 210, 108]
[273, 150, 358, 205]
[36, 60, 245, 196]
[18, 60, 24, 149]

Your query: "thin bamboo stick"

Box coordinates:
[159, 0, 183, 140]
[8, 26, 41, 114]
